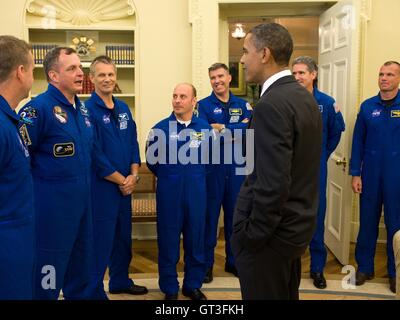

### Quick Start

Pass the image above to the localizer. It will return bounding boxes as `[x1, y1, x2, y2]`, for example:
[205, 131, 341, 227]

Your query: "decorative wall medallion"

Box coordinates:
[26, 0, 135, 26]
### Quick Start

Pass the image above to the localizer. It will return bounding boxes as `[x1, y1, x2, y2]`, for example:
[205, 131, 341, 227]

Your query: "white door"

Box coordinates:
[319, 0, 361, 265]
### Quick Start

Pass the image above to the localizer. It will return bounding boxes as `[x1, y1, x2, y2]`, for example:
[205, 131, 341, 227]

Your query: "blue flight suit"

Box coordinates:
[197, 91, 252, 270]
[350, 92, 400, 278]
[85, 92, 140, 299]
[19, 84, 94, 300]
[309, 88, 345, 273]
[146, 113, 212, 295]
[0, 96, 34, 300]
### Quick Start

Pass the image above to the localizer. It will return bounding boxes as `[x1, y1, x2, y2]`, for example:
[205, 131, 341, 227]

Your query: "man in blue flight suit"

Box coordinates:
[85, 55, 147, 299]
[146, 83, 212, 300]
[350, 61, 400, 294]
[292, 56, 345, 289]
[0, 36, 35, 300]
[19, 47, 95, 300]
[197, 63, 252, 283]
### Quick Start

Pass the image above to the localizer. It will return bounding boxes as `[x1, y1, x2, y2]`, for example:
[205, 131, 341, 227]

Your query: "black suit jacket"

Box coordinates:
[232, 75, 322, 259]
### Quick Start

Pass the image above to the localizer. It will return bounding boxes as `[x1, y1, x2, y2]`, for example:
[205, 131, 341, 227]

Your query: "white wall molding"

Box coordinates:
[26, 0, 135, 26]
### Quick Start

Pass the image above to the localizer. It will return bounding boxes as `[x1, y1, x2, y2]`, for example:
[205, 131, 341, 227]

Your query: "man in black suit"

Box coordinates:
[230, 23, 322, 300]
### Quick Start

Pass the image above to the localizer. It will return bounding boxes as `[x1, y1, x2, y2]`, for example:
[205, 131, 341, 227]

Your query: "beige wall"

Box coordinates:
[363, 0, 400, 100]
[0, 0, 25, 37]
[134, 0, 192, 153]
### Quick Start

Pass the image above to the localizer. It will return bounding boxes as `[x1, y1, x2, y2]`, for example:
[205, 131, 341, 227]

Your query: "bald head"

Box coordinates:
[174, 83, 197, 98]
[172, 83, 197, 121]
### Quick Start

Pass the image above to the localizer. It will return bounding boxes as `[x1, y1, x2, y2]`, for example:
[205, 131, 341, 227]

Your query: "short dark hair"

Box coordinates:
[90, 55, 116, 75]
[0, 35, 31, 82]
[383, 61, 400, 68]
[292, 56, 318, 73]
[43, 47, 77, 82]
[208, 62, 229, 74]
[249, 23, 293, 67]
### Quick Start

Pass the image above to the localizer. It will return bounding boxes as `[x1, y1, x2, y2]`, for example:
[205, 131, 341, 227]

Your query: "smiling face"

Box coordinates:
[379, 63, 400, 94]
[172, 83, 196, 121]
[209, 67, 231, 97]
[292, 63, 316, 92]
[90, 62, 116, 96]
[48, 51, 84, 96]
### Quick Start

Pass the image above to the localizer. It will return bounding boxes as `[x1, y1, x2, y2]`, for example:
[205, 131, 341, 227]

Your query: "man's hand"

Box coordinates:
[119, 174, 136, 196]
[211, 123, 225, 132]
[351, 176, 362, 193]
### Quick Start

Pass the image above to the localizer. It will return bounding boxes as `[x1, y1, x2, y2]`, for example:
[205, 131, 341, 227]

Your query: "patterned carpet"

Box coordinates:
[104, 273, 396, 300]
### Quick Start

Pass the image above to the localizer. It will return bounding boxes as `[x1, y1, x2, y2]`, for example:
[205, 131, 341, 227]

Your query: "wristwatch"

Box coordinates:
[133, 174, 140, 183]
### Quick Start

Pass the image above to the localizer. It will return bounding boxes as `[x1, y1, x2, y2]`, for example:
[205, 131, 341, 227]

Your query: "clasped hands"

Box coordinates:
[119, 174, 136, 196]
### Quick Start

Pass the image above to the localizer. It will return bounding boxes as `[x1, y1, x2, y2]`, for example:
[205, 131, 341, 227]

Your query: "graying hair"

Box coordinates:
[292, 56, 318, 73]
[90, 55, 117, 75]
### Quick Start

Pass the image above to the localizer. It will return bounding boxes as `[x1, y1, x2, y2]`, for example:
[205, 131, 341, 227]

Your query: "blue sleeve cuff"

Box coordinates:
[98, 166, 117, 179]
[349, 169, 361, 176]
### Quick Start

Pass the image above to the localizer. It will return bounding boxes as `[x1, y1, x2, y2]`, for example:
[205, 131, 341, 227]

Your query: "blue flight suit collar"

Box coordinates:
[90, 91, 118, 110]
[313, 87, 325, 102]
[209, 91, 238, 108]
[168, 111, 200, 126]
[372, 90, 400, 106]
[89, 91, 128, 127]
[0, 95, 21, 125]
[89, 91, 125, 121]
[47, 83, 82, 108]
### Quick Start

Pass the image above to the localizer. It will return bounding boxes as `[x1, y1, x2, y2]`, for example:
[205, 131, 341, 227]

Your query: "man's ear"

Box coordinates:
[15, 65, 24, 81]
[48, 70, 58, 83]
[89, 73, 95, 84]
[262, 47, 272, 64]
[311, 71, 318, 81]
[227, 73, 232, 84]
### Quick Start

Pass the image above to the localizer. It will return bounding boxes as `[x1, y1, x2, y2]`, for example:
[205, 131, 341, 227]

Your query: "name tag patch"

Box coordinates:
[53, 143, 75, 157]
[229, 108, 242, 116]
[391, 110, 400, 118]
[191, 132, 205, 141]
